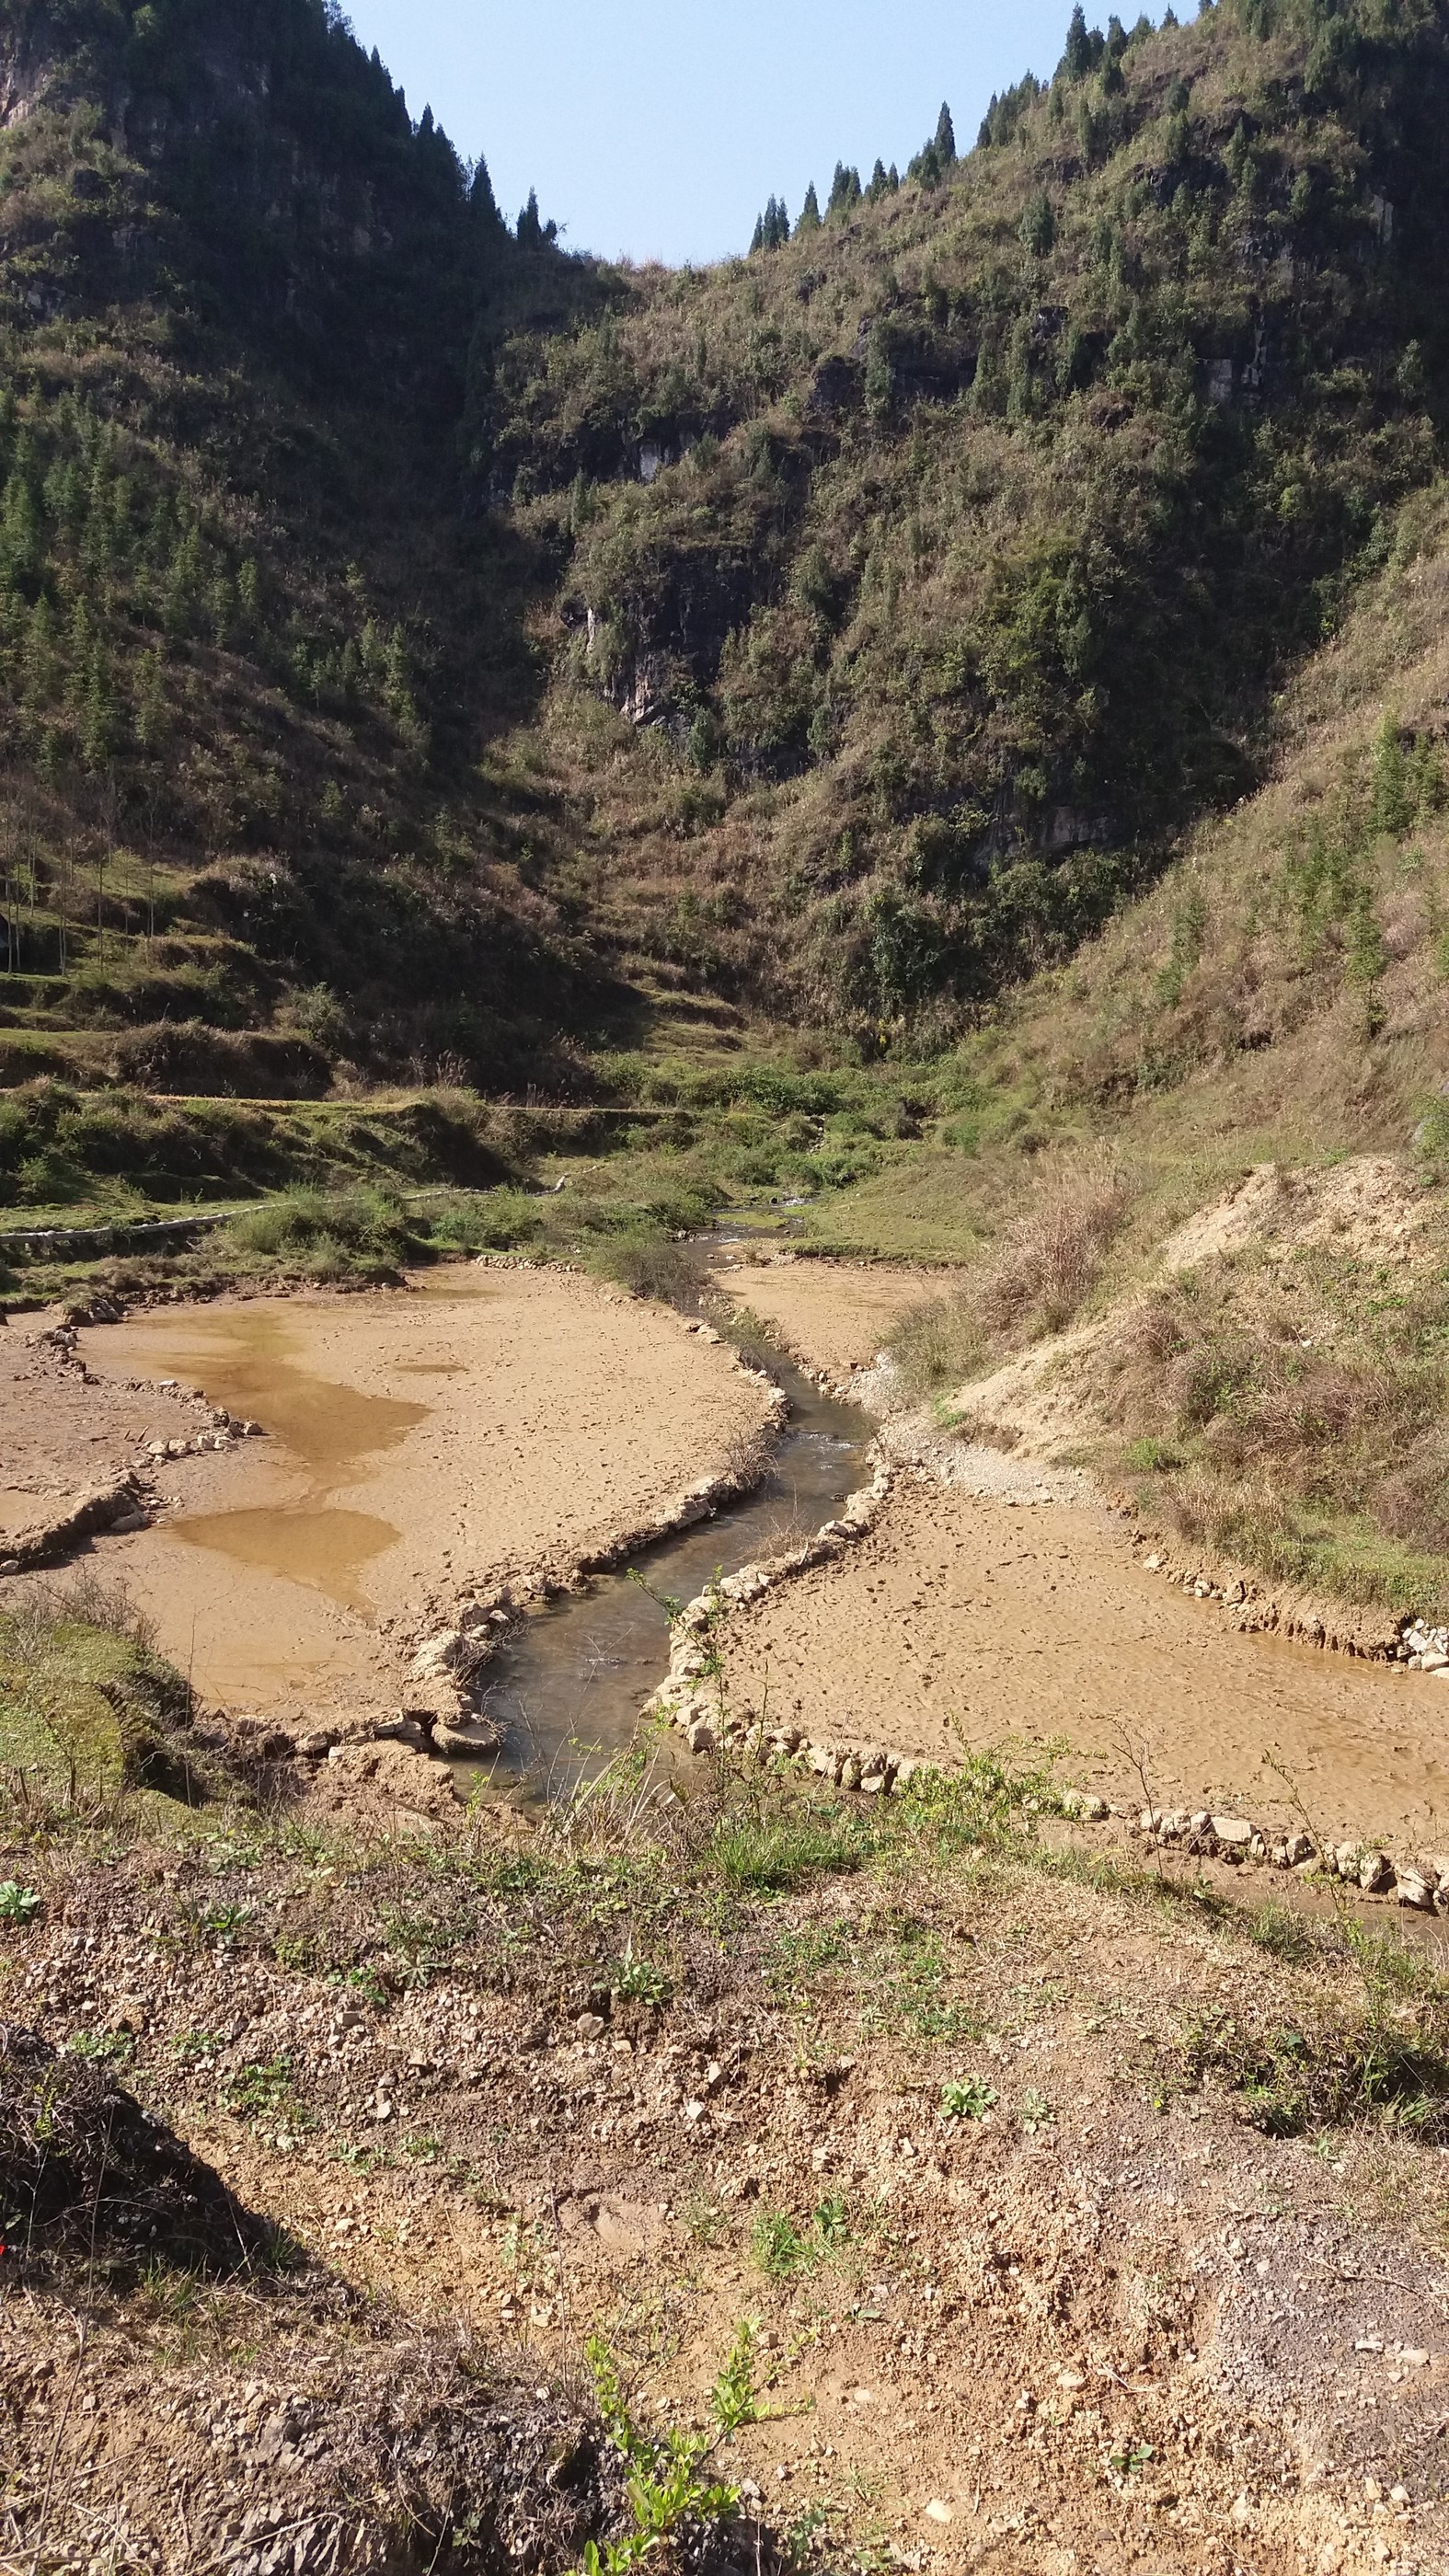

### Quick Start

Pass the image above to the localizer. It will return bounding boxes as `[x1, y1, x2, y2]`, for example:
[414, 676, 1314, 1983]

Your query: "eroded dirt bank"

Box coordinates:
[11, 1270, 772, 1725]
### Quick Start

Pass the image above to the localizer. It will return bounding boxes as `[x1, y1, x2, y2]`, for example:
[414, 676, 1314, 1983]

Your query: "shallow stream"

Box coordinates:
[473, 1347, 873, 1802]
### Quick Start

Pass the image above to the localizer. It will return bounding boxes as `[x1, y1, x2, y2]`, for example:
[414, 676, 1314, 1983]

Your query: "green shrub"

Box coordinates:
[225, 1186, 420, 1275]
[586, 1225, 706, 1305]
[429, 1189, 543, 1253]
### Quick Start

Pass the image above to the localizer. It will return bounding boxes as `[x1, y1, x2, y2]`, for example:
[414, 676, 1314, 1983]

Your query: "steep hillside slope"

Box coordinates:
[0, 0, 620, 1091]
[811, 477, 1449, 1615]
[491, 0, 1449, 1032]
[4, 0, 1449, 1130]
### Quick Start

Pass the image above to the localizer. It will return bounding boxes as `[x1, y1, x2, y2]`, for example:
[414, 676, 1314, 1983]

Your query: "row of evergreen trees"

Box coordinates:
[749, 105, 955, 254]
[977, 6, 1179, 146]
[0, 386, 420, 782]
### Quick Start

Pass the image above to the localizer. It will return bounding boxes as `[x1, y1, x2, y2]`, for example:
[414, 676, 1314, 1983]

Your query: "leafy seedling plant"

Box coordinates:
[0, 1883, 42, 1925]
[940, 2076, 997, 2121]
[581, 2332, 738, 2574]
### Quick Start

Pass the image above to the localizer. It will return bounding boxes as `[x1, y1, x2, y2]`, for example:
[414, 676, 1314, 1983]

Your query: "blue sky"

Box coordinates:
[342, 2, 1167, 268]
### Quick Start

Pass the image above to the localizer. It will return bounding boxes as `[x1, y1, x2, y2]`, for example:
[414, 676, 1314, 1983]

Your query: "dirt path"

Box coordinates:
[59, 1270, 769, 1724]
[719, 1256, 937, 1378]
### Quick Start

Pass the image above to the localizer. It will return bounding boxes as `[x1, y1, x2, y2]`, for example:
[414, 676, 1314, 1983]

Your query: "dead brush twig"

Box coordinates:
[719, 1417, 776, 1492]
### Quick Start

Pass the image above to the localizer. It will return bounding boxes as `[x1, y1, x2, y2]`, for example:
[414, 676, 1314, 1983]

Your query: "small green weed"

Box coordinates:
[613, 1940, 671, 2006]
[709, 2319, 763, 2435]
[1019, 2088, 1055, 2133]
[752, 2210, 811, 2279]
[582, 2333, 738, 2574]
[751, 2196, 852, 2280]
[184, 1897, 255, 1949]
[63, 2029, 133, 2064]
[940, 2076, 997, 2121]
[222, 2058, 296, 2122]
[0, 1883, 42, 1926]
[1171, 1987, 1449, 2139]
[1109, 2440, 1156, 2480]
[171, 2030, 224, 2066]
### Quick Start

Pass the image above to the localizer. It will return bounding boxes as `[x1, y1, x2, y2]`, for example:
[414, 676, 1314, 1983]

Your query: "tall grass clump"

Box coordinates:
[586, 1222, 707, 1305]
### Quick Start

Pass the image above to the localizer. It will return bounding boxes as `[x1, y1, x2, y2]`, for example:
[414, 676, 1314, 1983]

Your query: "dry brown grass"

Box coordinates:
[1089, 1226, 1449, 1613]
[890, 1151, 1135, 1397]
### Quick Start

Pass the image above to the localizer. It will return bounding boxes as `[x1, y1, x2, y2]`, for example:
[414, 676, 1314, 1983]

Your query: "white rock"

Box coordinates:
[1211, 1816, 1254, 1849]
[1397, 1873, 1436, 1913]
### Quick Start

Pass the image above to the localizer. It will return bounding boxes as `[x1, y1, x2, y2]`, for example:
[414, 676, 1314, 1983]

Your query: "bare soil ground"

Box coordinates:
[705, 1248, 1449, 1858]
[718, 1477, 1449, 1856]
[6, 1269, 771, 1727]
[2, 1801, 1446, 2574]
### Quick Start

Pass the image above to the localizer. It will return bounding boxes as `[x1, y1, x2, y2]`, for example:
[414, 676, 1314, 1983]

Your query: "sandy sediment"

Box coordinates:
[36, 1268, 776, 1725]
[718, 1256, 939, 1383]
[716, 1470, 1449, 1852]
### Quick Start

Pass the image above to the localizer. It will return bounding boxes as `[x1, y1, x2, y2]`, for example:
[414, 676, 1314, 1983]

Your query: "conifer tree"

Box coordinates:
[935, 102, 956, 162]
[1019, 190, 1056, 255]
[469, 156, 502, 224]
[797, 180, 822, 232]
[1063, 4, 1093, 76]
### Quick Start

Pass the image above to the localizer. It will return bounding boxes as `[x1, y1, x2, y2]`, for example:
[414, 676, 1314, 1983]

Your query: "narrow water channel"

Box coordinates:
[471, 1346, 874, 1803]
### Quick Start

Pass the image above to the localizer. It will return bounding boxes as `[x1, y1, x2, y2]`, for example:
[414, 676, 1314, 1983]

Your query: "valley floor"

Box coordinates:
[4, 1246, 1449, 2576]
[3, 1268, 772, 1734]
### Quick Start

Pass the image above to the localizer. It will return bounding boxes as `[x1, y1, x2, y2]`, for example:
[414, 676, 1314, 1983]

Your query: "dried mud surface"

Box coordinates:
[719, 1473, 1449, 1854]
[6, 1271, 770, 1726]
[719, 1259, 938, 1383]
[706, 1257, 1449, 1857]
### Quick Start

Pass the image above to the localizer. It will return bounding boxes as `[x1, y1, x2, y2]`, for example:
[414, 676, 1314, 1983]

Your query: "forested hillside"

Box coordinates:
[0, 0, 615, 1093]
[1, 0, 1447, 1108]
[499, 0, 1449, 1032]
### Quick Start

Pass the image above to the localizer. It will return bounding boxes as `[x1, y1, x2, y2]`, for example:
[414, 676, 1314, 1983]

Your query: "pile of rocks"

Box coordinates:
[400, 1602, 512, 1755]
[1400, 1620, 1449, 1673]
[137, 1405, 263, 1465]
[1125, 1805, 1449, 1913]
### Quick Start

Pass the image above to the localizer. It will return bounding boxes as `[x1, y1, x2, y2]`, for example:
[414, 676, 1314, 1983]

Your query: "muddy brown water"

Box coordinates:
[122, 1304, 429, 1612]
[471, 1351, 873, 1803]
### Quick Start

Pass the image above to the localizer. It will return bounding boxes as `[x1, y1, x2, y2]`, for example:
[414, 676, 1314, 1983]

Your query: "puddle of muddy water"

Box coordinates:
[84, 1305, 431, 1613]
[169, 1503, 401, 1615]
[466, 1346, 873, 1807]
[105, 1308, 430, 1481]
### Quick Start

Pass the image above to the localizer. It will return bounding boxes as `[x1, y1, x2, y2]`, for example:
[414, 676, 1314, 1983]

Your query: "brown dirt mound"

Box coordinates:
[0, 2021, 282, 2277]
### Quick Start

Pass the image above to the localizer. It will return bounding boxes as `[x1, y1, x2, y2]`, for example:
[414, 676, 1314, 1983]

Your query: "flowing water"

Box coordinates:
[470, 1348, 873, 1803]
